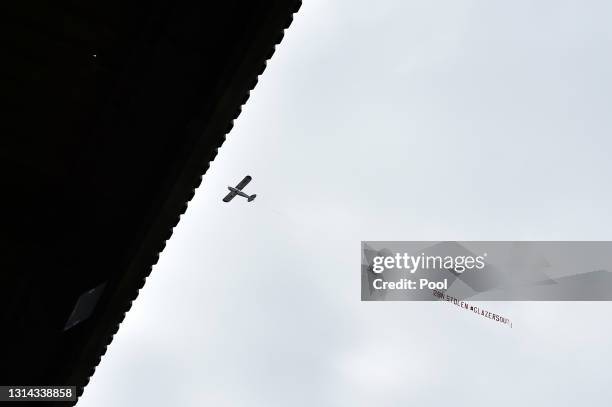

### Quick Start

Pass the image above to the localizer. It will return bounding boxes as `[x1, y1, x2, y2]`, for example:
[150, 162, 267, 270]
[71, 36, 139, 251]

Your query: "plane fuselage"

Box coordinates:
[228, 186, 250, 198]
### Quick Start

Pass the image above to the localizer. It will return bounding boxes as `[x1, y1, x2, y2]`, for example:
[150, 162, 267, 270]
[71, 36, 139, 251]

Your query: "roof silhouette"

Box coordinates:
[2, 1, 301, 404]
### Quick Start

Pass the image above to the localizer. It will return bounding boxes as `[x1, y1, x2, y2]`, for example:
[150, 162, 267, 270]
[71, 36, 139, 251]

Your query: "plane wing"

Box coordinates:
[234, 175, 252, 190]
[223, 190, 238, 202]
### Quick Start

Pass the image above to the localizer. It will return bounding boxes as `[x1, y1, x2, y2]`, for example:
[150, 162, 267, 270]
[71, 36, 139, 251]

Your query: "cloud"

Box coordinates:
[81, 1, 612, 405]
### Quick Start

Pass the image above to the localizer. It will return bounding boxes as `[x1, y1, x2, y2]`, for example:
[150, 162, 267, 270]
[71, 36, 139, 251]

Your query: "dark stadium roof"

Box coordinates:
[2, 1, 300, 404]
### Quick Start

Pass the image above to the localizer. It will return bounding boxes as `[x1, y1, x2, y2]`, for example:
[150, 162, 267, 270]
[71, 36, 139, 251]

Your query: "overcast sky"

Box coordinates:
[80, 1, 612, 405]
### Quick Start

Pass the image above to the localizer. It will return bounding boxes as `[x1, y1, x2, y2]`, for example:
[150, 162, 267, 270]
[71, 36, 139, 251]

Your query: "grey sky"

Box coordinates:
[80, 1, 612, 406]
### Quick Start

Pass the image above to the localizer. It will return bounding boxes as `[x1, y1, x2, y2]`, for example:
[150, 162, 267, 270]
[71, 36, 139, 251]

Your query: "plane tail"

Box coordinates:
[248, 194, 257, 202]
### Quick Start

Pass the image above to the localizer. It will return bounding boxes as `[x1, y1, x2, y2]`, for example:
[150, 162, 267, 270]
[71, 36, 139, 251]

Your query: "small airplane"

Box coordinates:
[223, 175, 257, 202]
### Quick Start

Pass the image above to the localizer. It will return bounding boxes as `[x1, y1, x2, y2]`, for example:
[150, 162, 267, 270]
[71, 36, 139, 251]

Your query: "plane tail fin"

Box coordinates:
[248, 194, 257, 202]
